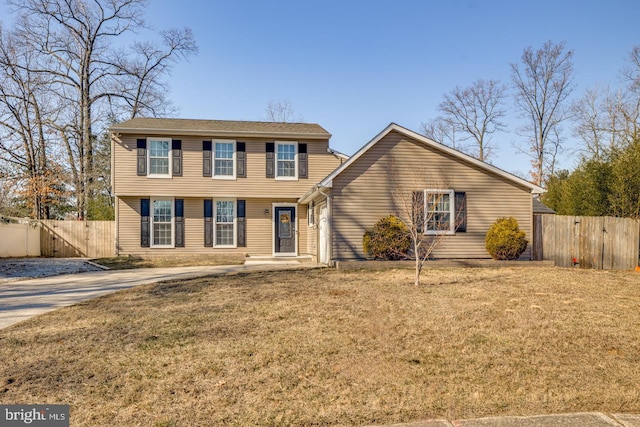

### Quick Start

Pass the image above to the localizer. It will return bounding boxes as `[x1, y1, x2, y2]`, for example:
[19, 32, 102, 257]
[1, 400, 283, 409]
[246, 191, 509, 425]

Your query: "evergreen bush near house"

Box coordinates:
[485, 217, 528, 260]
[363, 215, 411, 260]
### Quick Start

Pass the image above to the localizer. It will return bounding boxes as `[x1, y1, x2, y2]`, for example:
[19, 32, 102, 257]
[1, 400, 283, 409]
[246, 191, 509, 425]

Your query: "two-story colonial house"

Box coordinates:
[110, 119, 544, 264]
[110, 118, 346, 259]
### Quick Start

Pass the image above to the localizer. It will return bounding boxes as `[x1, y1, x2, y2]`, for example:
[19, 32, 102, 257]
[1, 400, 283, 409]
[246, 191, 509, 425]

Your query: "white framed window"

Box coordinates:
[148, 138, 172, 177]
[151, 197, 174, 247]
[425, 189, 455, 235]
[276, 141, 297, 179]
[214, 140, 236, 179]
[215, 199, 236, 247]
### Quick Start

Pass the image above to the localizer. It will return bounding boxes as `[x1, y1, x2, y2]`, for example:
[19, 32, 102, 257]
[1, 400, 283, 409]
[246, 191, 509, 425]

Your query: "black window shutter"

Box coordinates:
[137, 139, 147, 176]
[172, 139, 182, 177]
[204, 199, 213, 247]
[175, 199, 185, 247]
[412, 190, 425, 233]
[266, 142, 275, 178]
[455, 192, 467, 232]
[237, 142, 246, 178]
[298, 143, 308, 178]
[203, 141, 212, 177]
[237, 200, 246, 247]
[141, 198, 150, 247]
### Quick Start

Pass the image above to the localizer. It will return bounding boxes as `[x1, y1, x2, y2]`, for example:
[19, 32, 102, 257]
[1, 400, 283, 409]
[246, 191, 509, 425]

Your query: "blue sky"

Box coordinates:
[4, 0, 640, 178]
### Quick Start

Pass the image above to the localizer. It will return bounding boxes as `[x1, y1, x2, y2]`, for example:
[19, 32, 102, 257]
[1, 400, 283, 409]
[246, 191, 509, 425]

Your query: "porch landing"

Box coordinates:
[244, 255, 315, 265]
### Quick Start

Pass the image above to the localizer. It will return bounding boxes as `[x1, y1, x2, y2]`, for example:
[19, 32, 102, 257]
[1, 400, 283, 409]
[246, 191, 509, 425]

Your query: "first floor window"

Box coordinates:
[425, 189, 455, 234]
[276, 142, 296, 178]
[152, 198, 173, 246]
[215, 199, 236, 246]
[149, 138, 171, 176]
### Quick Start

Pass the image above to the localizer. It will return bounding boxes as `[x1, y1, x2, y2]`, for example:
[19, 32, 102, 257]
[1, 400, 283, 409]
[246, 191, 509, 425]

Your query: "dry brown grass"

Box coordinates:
[1, 267, 639, 426]
[91, 254, 245, 269]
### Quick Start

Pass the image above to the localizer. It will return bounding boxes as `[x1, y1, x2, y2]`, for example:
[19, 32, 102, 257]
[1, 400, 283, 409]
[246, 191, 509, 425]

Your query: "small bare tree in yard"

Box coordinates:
[390, 163, 464, 285]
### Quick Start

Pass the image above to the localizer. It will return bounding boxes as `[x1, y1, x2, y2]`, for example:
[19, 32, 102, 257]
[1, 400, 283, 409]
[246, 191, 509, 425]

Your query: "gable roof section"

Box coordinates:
[310, 122, 545, 196]
[110, 117, 331, 140]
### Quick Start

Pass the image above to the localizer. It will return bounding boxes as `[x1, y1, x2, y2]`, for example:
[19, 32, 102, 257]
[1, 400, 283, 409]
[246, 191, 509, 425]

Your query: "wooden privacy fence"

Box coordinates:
[534, 214, 640, 270]
[40, 220, 115, 258]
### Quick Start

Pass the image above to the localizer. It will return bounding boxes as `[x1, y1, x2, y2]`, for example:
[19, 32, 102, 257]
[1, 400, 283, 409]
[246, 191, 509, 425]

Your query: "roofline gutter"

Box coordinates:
[298, 182, 333, 204]
[109, 127, 331, 140]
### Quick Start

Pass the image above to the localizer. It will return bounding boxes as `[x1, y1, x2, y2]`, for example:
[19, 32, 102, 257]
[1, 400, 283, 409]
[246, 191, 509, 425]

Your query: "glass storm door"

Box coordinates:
[274, 207, 296, 254]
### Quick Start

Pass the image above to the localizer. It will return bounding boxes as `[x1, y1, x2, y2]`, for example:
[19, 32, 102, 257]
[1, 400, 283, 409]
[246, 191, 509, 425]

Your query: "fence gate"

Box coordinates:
[40, 220, 115, 258]
[535, 214, 639, 270]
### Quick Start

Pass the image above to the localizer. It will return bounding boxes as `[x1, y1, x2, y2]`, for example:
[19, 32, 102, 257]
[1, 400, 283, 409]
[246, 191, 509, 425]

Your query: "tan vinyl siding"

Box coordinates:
[331, 130, 534, 260]
[298, 204, 308, 256]
[112, 135, 341, 198]
[117, 196, 306, 257]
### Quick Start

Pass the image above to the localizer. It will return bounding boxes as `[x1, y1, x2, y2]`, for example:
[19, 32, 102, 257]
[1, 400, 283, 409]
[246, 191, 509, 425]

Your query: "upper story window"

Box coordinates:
[214, 140, 236, 178]
[276, 142, 297, 179]
[148, 138, 171, 177]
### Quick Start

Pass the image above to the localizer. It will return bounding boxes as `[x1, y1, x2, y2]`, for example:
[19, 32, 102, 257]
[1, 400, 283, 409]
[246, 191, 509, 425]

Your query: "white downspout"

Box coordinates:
[318, 188, 332, 266]
[111, 132, 119, 256]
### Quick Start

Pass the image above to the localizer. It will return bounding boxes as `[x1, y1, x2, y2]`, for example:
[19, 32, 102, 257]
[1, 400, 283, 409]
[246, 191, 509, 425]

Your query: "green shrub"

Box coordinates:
[485, 217, 528, 260]
[363, 215, 410, 260]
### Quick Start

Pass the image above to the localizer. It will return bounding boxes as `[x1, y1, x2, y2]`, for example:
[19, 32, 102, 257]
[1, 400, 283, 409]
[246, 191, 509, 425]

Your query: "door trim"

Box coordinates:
[272, 203, 298, 256]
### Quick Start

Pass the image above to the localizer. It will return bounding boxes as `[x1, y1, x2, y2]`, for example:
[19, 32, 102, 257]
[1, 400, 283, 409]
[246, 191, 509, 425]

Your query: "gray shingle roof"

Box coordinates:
[533, 198, 556, 214]
[110, 117, 331, 139]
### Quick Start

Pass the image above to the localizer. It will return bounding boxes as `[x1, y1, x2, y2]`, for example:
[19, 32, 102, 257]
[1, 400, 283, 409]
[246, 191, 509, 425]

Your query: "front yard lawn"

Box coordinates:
[90, 254, 245, 269]
[1, 267, 639, 426]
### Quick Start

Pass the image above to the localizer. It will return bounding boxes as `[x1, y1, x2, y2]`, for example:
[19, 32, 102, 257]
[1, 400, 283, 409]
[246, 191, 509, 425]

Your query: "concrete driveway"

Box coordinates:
[0, 260, 316, 329]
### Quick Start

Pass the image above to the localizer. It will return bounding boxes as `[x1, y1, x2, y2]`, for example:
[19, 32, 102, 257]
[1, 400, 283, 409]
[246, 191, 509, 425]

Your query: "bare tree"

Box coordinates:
[571, 46, 640, 161]
[420, 117, 464, 151]
[3, 0, 197, 218]
[571, 86, 609, 160]
[511, 40, 575, 185]
[390, 162, 461, 286]
[264, 98, 303, 122]
[0, 25, 66, 219]
[435, 79, 507, 162]
[622, 45, 640, 92]
[570, 85, 634, 160]
[110, 28, 197, 121]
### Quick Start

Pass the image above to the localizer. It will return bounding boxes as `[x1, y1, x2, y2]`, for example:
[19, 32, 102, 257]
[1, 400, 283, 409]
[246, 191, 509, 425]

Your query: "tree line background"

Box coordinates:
[421, 41, 640, 220]
[0, 0, 196, 220]
[0, 0, 638, 220]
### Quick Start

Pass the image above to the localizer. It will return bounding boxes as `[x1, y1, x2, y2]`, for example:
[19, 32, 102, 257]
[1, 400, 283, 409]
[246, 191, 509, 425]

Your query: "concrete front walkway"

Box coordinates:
[0, 261, 316, 329]
[373, 412, 640, 426]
